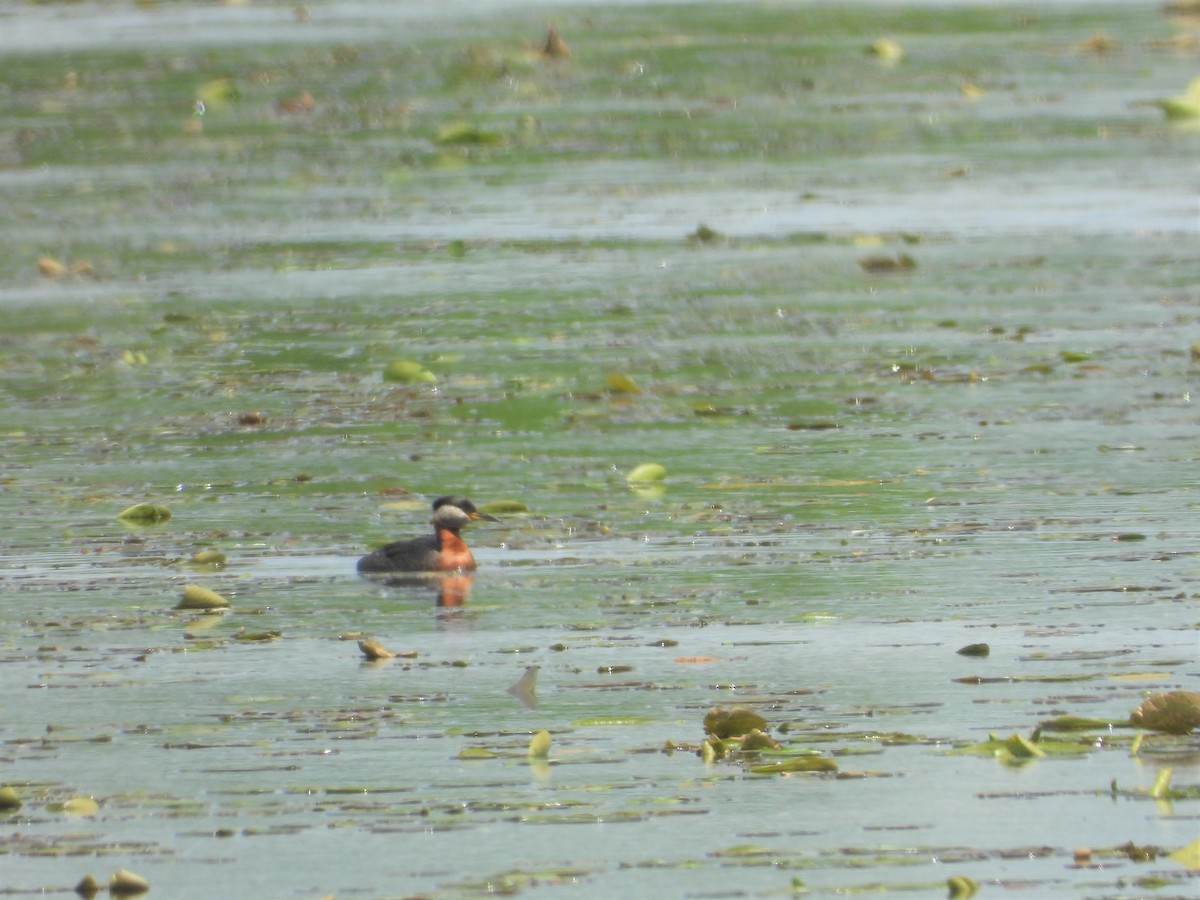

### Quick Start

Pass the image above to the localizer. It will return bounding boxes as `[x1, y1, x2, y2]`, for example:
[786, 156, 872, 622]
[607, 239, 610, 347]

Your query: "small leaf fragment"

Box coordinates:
[1167, 838, 1200, 871]
[626, 462, 666, 483]
[528, 730, 552, 758]
[383, 359, 437, 384]
[867, 38, 904, 62]
[61, 797, 100, 816]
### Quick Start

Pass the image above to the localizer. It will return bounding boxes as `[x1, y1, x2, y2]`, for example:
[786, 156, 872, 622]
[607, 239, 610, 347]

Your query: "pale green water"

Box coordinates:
[1, 2, 1198, 897]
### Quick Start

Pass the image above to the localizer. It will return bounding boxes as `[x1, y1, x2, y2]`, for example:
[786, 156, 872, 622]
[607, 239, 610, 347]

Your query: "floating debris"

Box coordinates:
[0, 785, 21, 810]
[108, 869, 150, 897]
[704, 706, 768, 739]
[687, 223, 723, 245]
[189, 550, 227, 566]
[176, 584, 230, 610]
[117, 503, 172, 525]
[37, 256, 68, 278]
[541, 24, 570, 60]
[946, 875, 978, 898]
[859, 253, 916, 273]
[1130, 690, 1200, 734]
[507, 665, 540, 709]
[956, 643, 990, 657]
[358, 638, 396, 660]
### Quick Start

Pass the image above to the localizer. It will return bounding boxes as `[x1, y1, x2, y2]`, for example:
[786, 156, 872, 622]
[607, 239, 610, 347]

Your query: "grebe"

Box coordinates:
[357, 495, 497, 574]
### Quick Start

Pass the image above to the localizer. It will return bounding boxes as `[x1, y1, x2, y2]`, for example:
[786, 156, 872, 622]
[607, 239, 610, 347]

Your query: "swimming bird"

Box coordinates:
[357, 496, 497, 574]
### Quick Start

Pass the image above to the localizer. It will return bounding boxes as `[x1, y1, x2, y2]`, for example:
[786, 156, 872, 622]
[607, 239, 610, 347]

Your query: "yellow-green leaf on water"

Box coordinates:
[458, 747, 500, 760]
[189, 550, 227, 566]
[197, 77, 238, 109]
[1167, 837, 1200, 870]
[626, 462, 666, 484]
[234, 630, 281, 643]
[947, 875, 978, 898]
[571, 716, 657, 727]
[117, 503, 171, 525]
[0, 786, 21, 810]
[749, 756, 838, 775]
[434, 122, 508, 146]
[176, 584, 230, 610]
[739, 729, 781, 752]
[1149, 767, 1173, 800]
[1156, 75, 1200, 120]
[606, 373, 641, 394]
[1003, 733, 1046, 759]
[867, 38, 904, 62]
[61, 796, 100, 816]
[1060, 350, 1092, 363]
[528, 730, 552, 758]
[383, 359, 437, 384]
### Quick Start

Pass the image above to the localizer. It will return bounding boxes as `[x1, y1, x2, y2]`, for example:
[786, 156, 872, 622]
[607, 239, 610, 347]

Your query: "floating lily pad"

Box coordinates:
[528, 730, 552, 758]
[383, 359, 437, 384]
[956, 643, 990, 657]
[60, 796, 100, 816]
[1156, 76, 1200, 120]
[947, 875, 978, 898]
[189, 550, 227, 566]
[117, 503, 172, 525]
[1167, 837, 1200, 871]
[626, 463, 666, 483]
[748, 756, 838, 775]
[0, 786, 21, 810]
[704, 706, 768, 739]
[109, 869, 150, 897]
[434, 122, 508, 146]
[867, 38, 904, 62]
[606, 373, 641, 394]
[176, 584, 230, 610]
